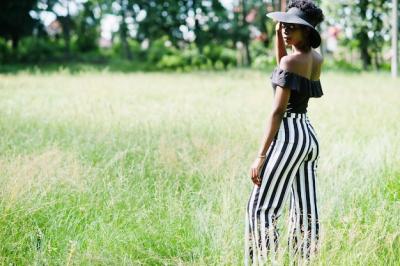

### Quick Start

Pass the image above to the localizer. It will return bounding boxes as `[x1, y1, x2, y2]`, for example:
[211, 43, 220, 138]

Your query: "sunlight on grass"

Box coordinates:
[0, 69, 398, 264]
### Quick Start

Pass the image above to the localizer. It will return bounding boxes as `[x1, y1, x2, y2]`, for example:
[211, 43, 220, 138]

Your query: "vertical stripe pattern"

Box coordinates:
[245, 112, 320, 265]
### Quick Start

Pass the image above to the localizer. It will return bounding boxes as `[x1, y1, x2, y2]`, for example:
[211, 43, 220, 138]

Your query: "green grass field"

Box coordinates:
[0, 69, 399, 265]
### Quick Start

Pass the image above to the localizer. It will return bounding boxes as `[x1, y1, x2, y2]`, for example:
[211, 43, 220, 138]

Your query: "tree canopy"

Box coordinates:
[0, 0, 397, 71]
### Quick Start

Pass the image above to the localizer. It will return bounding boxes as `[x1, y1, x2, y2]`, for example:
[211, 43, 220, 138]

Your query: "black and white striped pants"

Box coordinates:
[245, 112, 320, 265]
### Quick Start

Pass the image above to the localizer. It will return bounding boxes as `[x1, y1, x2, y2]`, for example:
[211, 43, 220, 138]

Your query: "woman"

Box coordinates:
[245, 1, 325, 265]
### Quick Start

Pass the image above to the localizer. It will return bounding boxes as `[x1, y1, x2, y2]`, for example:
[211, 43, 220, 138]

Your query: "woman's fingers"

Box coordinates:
[251, 168, 257, 178]
[251, 169, 260, 186]
[250, 166, 262, 186]
[275, 22, 281, 31]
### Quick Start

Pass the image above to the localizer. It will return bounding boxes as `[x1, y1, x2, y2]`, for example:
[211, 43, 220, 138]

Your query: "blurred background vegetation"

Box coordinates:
[0, 0, 398, 73]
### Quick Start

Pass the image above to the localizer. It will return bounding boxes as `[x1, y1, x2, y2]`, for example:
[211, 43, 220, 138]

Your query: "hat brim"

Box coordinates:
[266, 12, 321, 48]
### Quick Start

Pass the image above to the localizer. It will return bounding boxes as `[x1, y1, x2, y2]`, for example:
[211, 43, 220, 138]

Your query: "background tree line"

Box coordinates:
[0, 0, 398, 71]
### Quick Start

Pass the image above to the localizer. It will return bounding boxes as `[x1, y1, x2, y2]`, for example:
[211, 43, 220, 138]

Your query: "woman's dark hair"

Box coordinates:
[287, 0, 324, 27]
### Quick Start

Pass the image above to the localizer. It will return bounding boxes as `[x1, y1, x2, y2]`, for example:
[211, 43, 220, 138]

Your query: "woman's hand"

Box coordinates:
[249, 156, 267, 187]
[275, 22, 282, 33]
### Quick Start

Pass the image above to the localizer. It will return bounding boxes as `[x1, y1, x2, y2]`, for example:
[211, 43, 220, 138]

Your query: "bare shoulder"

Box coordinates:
[311, 50, 324, 79]
[280, 52, 323, 79]
[312, 50, 324, 65]
[279, 54, 300, 72]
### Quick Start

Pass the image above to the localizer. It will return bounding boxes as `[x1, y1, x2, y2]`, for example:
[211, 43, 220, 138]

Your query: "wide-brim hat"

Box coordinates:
[266, 7, 321, 48]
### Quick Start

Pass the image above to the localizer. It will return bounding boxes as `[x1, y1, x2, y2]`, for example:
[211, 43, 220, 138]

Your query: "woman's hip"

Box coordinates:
[275, 112, 318, 144]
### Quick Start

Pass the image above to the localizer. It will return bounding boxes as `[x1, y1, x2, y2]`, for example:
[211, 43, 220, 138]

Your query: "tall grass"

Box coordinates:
[0, 69, 398, 265]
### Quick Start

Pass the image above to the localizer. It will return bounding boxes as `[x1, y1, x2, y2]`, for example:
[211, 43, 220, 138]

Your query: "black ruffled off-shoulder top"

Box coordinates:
[270, 67, 323, 113]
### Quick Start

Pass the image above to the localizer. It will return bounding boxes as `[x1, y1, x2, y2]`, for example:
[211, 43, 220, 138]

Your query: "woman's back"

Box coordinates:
[270, 50, 324, 113]
[281, 50, 323, 81]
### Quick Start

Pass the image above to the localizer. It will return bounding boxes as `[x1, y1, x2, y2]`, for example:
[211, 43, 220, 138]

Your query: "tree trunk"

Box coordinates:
[191, 0, 204, 53]
[119, 0, 132, 60]
[56, 16, 72, 57]
[64, 20, 70, 56]
[11, 35, 19, 51]
[64, 1, 71, 57]
[244, 40, 251, 66]
[119, 20, 132, 60]
[258, 3, 269, 47]
[358, 0, 371, 70]
[359, 31, 371, 70]
[241, 0, 251, 66]
[373, 50, 380, 70]
[392, 0, 398, 77]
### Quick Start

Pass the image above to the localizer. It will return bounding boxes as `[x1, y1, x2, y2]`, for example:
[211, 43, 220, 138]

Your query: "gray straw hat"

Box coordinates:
[266, 7, 321, 48]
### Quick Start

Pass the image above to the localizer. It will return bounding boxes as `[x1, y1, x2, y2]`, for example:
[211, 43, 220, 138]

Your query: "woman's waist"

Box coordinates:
[283, 111, 308, 120]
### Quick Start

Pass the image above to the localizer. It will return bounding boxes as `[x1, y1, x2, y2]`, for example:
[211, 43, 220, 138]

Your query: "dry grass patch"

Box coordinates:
[0, 148, 88, 206]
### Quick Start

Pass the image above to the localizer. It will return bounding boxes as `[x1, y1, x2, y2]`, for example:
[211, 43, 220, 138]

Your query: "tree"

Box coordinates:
[325, 0, 391, 70]
[231, 0, 252, 65]
[117, 0, 133, 59]
[191, 0, 231, 52]
[75, 1, 100, 52]
[0, 0, 38, 50]
[391, 0, 398, 77]
[36, 0, 85, 56]
[134, 1, 230, 50]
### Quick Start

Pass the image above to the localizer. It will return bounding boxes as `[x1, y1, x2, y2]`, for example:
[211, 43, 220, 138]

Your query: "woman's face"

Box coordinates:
[281, 23, 307, 47]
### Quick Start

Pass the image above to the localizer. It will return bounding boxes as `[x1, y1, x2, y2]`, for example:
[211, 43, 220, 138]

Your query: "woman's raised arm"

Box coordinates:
[274, 22, 287, 65]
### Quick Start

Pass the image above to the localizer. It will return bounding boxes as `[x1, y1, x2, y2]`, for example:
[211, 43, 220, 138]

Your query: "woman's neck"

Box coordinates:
[292, 42, 311, 54]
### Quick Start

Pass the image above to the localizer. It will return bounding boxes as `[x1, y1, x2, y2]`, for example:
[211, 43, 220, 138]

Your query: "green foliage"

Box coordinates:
[0, 0, 395, 72]
[0, 37, 11, 63]
[203, 44, 222, 65]
[127, 39, 142, 56]
[136, 38, 237, 71]
[323, 58, 362, 72]
[203, 44, 236, 69]
[75, 28, 98, 53]
[135, 0, 230, 49]
[249, 41, 275, 69]
[112, 39, 145, 60]
[16, 37, 64, 62]
[74, 1, 99, 53]
[252, 55, 274, 69]
[157, 54, 185, 70]
[219, 47, 237, 69]
[147, 37, 174, 64]
[322, 0, 391, 69]
[181, 45, 207, 68]
[0, 0, 37, 48]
